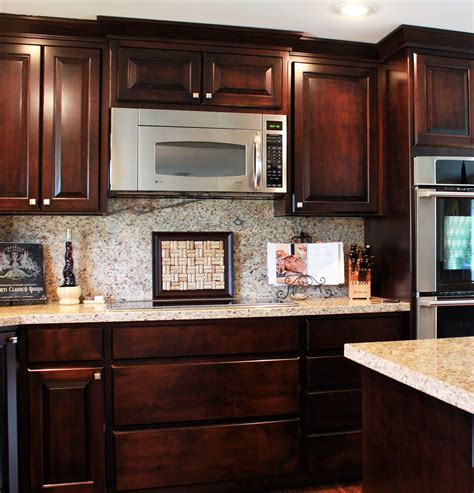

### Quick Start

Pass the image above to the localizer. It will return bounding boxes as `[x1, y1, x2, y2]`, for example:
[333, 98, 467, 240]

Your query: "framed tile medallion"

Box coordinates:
[152, 232, 234, 300]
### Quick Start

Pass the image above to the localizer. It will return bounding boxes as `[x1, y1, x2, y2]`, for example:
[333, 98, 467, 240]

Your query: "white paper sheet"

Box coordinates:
[307, 242, 344, 286]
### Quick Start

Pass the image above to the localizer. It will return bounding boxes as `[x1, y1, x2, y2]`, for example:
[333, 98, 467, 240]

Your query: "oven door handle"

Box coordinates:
[418, 190, 474, 199]
[253, 132, 262, 191]
[419, 299, 474, 307]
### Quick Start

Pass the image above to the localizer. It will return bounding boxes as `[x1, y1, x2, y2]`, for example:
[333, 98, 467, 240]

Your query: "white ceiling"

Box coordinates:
[0, 0, 472, 43]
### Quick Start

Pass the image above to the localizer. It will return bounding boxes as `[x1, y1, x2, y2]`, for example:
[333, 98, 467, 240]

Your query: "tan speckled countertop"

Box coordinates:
[345, 337, 474, 414]
[0, 297, 409, 328]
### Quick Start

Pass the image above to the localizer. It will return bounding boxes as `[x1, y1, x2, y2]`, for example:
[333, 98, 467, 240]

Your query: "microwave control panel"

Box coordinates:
[266, 134, 283, 188]
[263, 116, 286, 192]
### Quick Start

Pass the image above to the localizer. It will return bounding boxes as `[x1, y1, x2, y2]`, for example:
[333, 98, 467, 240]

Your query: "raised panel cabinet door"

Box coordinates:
[116, 46, 202, 104]
[29, 368, 105, 493]
[293, 63, 378, 215]
[414, 54, 473, 148]
[203, 53, 283, 108]
[42, 46, 101, 212]
[0, 43, 40, 212]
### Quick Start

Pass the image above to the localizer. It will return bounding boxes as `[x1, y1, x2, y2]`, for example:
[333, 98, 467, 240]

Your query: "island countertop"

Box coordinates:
[0, 297, 409, 328]
[345, 337, 474, 414]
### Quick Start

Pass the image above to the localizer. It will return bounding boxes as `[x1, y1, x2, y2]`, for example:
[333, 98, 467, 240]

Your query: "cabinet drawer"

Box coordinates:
[306, 314, 405, 351]
[112, 317, 299, 359]
[113, 358, 299, 425]
[28, 327, 103, 363]
[114, 420, 300, 490]
[305, 355, 360, 388]
[304, 389, 361, 433]
[307, 430, 361, 473]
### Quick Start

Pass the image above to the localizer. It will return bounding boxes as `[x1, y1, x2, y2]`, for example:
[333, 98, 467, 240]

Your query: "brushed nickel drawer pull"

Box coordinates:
[94, 372, 101, 380]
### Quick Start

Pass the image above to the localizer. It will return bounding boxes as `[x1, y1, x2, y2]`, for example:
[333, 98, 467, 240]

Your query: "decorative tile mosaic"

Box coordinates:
[161, 240, 225, 290]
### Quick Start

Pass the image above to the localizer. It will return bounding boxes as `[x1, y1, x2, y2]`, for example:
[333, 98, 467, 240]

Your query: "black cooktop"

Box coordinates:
[106, 297, 295, 311]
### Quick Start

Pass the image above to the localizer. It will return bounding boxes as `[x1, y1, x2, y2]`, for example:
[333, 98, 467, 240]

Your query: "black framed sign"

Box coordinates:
[0, 243, 46, 303]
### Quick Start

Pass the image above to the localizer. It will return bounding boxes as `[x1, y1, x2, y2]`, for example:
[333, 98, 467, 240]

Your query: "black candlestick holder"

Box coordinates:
[62, 240, 77, 287]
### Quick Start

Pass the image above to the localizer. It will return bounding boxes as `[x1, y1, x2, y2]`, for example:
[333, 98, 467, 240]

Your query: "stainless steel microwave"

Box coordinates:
[110, 108, 287, 194]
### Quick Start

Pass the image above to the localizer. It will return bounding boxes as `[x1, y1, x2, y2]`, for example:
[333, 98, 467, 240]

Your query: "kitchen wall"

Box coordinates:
[0, 199, 363, 301]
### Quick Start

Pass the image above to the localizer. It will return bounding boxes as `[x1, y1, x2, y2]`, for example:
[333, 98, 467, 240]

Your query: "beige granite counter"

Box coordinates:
[345, 337, 474, 414]
[0, 297, 409, 328]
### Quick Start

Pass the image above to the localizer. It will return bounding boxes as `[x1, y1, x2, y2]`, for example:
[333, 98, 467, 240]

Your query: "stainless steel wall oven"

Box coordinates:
[415, 156, 474, 339]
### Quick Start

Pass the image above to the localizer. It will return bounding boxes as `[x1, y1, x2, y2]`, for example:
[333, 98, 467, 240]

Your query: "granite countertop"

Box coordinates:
[345, 337, 474, 414]
[0, 297, 409, 328]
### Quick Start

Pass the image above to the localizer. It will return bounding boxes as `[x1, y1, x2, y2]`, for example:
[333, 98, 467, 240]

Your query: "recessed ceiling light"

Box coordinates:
[334, 1, 376, 17]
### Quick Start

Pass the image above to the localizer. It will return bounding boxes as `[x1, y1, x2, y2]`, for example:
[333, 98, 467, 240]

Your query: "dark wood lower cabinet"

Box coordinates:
[22, 313, 409, 492]
[114, 420, 300, 491]
[28, 368, 105, 493]
[301, 313, 409, 484]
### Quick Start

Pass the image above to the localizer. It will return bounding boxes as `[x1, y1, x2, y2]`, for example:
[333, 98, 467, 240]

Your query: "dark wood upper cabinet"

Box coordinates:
[0, 40, 105, 215]
[29, 367, 105, 493]
[42, 46, 101, 212]
[116, 46, 201, 104]
[0, 43, 40, 212]
[112, 43, 285, 109]
[414, 54, 473, 148]
[203, 52, 283, 108]
[293, 62, 378, 215]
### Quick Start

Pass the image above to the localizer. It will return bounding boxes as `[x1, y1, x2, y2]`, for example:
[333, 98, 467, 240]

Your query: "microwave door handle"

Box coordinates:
[418, 190, 474, 199]
[419, 299, 474, 307]
[253, 133, 262, 191]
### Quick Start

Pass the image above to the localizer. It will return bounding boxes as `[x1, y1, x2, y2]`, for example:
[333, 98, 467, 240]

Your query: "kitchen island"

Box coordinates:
[345, 337, 474, 493]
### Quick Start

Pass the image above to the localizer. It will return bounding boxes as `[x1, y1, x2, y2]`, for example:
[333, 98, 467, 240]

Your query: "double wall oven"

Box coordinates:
[415, 156, 474, 339]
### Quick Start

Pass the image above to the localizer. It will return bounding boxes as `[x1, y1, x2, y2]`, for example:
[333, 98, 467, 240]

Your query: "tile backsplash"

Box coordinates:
[0, 199, 363, 301]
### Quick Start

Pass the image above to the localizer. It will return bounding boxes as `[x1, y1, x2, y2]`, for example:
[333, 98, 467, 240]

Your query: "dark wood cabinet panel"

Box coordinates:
[28, 327, 103, 363]
[293, 62, 378, 215]
[112, 317, 299, 359]
[0, 43, 40, 212]
[307, 431, 361, 474]
[203, 52, 283, 108]
[114, 420, 299, 490]
[305, 314, 406, 351]
[42, 46, 101, 212]
[305, 355, 360, 389]
[29, 367, 105, 493]
[113, 357, 298, 425]
[414, 54, 473, 147]
[304, 388, 361, 433]
[116, 46, 202, 104]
